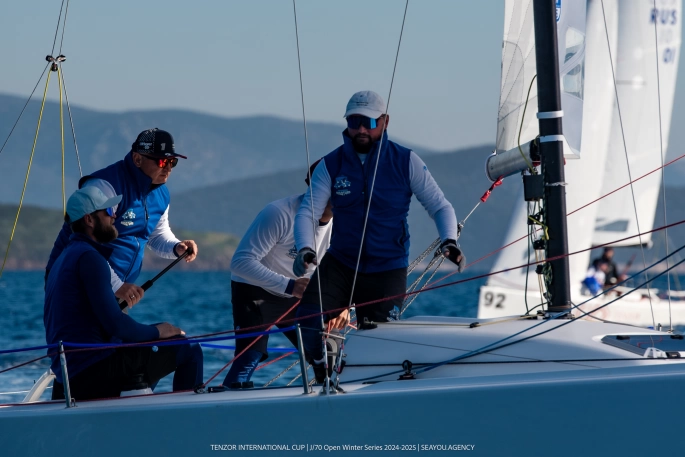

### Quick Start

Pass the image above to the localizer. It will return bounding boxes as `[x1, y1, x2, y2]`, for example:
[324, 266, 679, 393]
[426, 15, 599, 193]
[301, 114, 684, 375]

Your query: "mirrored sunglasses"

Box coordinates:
[346, 116, 378, 130]
[141, 155, 179, 168]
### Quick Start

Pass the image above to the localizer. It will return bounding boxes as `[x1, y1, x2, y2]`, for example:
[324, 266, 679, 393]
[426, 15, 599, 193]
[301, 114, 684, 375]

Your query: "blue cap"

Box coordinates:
[66, 187, 122, 222]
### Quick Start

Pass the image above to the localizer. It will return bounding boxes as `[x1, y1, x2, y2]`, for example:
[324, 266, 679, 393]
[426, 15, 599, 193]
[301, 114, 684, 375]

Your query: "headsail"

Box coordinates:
[482, 0, 616, 304]
[592, 0, 682, 247]
[497, 0, 587, 158]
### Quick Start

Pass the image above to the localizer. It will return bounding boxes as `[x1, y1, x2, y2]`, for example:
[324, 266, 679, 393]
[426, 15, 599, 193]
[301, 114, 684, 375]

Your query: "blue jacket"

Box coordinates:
[45, 153, 172, 284]
[44, 233, 159, 382]
[325, 131, 412, 273]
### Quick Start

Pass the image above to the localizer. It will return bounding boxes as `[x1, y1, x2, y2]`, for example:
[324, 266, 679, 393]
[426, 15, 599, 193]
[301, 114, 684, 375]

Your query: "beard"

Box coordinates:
[351, 133, 374, 153]
[93, 216, 118, 243]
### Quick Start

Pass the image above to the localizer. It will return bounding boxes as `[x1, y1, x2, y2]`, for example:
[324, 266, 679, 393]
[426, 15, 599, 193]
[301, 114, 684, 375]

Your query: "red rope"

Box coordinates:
[202, 300, 301, 387]
[254, 351, 295, 371]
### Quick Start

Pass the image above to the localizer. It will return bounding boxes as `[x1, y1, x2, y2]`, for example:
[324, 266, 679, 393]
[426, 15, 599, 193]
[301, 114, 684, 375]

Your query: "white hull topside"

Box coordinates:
[478, 284, 685, 327]
[3, 316, 685, 456]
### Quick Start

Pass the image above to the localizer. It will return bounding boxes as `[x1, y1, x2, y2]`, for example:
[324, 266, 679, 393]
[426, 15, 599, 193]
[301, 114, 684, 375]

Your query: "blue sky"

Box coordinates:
[2, 0, 685, 157]
[2, 0, 504, 151]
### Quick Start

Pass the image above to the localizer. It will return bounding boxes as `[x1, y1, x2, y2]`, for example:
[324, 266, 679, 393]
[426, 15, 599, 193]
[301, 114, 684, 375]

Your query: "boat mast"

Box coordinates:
[533, 0, 572, 314]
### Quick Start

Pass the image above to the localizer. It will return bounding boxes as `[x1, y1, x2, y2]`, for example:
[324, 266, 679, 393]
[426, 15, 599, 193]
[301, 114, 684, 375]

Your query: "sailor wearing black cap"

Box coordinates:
[46, 128, 198, 308]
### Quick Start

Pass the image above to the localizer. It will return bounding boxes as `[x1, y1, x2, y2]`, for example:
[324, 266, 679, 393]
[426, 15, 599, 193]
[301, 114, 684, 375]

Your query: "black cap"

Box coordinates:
[130, 128, 187, 159]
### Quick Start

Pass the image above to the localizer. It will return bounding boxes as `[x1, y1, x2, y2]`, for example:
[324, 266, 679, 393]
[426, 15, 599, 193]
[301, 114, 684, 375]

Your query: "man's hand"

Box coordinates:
[174, 240, 198, 262]
[440, 239, 466, 273]
[115, 283, 145, 308]
[328, 308, 351, 330]
[155, 322, 185, 339]
[292, 278, 310, 298]
[293, 248, 317, 277]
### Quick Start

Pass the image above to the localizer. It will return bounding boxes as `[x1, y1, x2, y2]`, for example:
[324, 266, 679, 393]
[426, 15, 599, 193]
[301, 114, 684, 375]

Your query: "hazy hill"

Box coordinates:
[0, 93, 437, 209]
[0, 204, 239, 272]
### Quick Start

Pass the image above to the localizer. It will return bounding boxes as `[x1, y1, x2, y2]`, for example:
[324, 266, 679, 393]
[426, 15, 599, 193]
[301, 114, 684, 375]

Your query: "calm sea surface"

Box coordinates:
[0, 270, 485, 403]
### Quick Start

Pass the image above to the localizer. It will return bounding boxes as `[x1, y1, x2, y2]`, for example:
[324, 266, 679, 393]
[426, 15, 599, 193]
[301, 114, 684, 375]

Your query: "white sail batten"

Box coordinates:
[593, 0, 682, 248]
[497, 0, 587, 158]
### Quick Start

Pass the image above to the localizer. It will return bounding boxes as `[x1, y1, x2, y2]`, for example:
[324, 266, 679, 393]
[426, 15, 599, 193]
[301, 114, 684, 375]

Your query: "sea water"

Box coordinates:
[0, 270, 482, 403]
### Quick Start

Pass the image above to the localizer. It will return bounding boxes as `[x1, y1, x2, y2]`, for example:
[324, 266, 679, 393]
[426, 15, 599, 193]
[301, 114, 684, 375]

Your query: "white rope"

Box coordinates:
[600, 0, 655, 328]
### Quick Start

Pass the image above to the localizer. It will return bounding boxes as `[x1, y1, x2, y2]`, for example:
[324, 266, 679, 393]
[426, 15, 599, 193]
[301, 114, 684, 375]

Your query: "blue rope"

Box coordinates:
[0, 343, 58, 355]
[0, 327, 297, 355]
[201, 343, 297, 353]
[62, 326, 297, 350]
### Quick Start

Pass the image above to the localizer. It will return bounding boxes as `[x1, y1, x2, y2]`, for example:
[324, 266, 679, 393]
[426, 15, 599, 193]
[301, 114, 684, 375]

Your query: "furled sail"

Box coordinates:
[496, 0, 587, 159]
[592, 0, 682, 247]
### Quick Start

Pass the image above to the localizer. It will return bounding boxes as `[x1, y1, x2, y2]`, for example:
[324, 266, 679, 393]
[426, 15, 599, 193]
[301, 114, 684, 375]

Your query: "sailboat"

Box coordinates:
[2, 1, 685, 456]
[478, 0, 684, 327]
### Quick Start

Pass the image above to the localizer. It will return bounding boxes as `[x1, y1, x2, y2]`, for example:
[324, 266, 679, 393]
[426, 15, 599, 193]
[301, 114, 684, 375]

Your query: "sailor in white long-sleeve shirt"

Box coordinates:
[292, 91, 465, 381]
[223, 161, 332, 387]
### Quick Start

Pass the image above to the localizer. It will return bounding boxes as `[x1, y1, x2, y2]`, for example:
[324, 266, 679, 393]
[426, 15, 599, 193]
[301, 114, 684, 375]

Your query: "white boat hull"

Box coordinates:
[3, 317, 685, 456]
[478, 284, 685, 327]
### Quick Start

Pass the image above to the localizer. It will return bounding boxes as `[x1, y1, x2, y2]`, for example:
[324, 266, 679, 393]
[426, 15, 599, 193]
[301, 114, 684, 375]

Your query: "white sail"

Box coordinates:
[497, 0, 587, 158]
[480, 0, 617, 314]
[593, 0, 682, 247]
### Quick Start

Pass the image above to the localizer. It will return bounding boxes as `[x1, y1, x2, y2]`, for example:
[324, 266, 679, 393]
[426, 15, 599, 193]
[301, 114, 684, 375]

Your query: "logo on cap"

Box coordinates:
[139, 142, 153, 150]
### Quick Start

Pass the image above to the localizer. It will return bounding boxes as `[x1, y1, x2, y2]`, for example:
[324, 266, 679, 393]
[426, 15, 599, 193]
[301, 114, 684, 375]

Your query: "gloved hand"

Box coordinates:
[440, 239, 466, 272]
[293, 247, 317, 277]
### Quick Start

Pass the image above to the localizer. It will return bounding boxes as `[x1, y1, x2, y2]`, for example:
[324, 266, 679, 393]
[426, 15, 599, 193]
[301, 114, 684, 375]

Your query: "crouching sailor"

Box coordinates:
[44, 187, 203, 400]
[292, 90, 465, 382]
[223, 161, 332, 387]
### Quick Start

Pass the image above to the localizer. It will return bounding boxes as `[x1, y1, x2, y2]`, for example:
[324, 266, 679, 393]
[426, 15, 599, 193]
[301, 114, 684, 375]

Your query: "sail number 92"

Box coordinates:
[483, 292, 505, 308]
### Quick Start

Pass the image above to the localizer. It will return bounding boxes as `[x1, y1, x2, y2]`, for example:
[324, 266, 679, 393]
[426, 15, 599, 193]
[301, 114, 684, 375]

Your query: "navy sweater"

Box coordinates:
[44, 233, 159, 382]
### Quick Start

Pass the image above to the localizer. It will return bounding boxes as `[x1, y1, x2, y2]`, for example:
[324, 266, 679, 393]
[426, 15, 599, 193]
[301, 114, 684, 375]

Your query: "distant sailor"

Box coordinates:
[223, 161, 333, 387]
[45, 128, 198, 308]
[44, 187, 203, 400]
[292, 90, 465, 381]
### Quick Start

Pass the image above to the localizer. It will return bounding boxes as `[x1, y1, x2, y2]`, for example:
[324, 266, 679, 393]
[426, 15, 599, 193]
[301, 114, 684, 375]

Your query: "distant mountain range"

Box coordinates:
[0, 93, 437, 209]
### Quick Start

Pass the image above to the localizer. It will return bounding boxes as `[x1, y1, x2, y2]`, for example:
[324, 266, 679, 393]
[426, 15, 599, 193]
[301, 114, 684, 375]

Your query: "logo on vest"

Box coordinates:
[334, 175, 351, 196]
[120, 209, 136, 227]
[287, 245, 298, 259]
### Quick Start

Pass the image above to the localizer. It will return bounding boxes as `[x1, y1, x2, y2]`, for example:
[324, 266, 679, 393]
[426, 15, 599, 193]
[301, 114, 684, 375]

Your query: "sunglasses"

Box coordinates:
[346, 116, 379, 130]
[140, 154, 179, 168]
[98, 207, 116, 217]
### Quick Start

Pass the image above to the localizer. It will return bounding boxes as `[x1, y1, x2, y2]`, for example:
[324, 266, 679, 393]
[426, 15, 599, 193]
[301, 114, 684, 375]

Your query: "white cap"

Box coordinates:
[66, 187, 122, 222]
[344, 91, 386, 118]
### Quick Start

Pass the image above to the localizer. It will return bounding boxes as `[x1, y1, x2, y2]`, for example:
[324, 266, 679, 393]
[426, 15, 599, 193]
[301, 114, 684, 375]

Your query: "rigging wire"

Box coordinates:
[600, 0, 655, 328]
[0, 72, 54, 280]
[415, 247, 685, 377]
[346, 0, 410, 312]
[291, 0, 328, 386]
[49, 0, 67, 58]
[0, 64, 50, 156]
[58, 67, 82, 177]
[652, 0, 673, 332]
